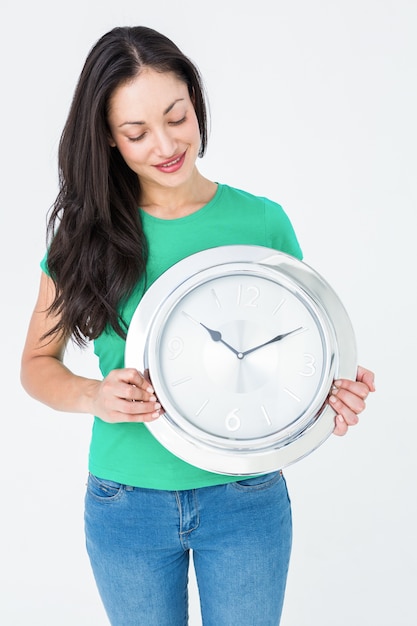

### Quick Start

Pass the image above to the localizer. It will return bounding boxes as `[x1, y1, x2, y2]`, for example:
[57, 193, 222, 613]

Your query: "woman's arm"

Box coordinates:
[20, 273, 161, 423]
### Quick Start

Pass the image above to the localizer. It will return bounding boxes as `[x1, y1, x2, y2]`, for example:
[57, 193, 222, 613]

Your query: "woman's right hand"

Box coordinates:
[21, 273, 162, 423]
[91, 368, 161, 423]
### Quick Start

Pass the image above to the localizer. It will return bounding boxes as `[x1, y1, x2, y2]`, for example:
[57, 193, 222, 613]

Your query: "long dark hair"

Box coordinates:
[44, 26, 208, 345]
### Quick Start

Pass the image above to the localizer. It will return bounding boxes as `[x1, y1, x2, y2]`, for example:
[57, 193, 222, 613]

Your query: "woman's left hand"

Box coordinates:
[330, 365, 376, 436]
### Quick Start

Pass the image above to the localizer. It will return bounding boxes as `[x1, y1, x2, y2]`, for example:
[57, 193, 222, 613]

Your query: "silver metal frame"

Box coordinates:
[125, 246, 357, 475]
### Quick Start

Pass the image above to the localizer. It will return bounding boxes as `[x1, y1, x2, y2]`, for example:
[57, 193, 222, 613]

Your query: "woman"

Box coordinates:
[21, 26, 375, 626]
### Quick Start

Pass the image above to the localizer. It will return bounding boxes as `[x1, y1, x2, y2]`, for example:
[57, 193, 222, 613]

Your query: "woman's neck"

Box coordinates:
[139, 171, 217, 220]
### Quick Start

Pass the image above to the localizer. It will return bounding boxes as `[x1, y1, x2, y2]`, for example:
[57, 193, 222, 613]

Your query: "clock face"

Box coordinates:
[151, 271, 331, 443]
[125, 246, 357, 475]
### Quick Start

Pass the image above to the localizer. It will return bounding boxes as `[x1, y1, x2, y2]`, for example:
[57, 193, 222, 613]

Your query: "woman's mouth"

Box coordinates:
[153, 151, 186, 173]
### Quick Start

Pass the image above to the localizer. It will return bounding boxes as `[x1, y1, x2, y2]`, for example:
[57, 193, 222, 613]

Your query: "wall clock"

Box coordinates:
[125, 245, 357, 475]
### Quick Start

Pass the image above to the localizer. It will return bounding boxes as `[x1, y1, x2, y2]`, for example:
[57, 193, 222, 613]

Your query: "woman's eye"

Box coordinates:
[128, 133, 147, 142]
[169, 116, 186, 126]
[127, 117, 186, 141]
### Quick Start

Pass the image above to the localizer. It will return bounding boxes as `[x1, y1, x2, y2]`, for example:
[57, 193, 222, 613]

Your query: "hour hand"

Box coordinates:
[199, 323, 242, 358]
[242, 327, 304, 357]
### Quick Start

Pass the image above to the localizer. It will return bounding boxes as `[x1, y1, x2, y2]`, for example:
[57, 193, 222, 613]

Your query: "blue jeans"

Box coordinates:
[84, 471, 292, 626]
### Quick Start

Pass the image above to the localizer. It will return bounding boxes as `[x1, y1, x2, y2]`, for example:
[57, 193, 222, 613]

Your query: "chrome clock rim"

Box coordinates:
[124, 245, 357, 475]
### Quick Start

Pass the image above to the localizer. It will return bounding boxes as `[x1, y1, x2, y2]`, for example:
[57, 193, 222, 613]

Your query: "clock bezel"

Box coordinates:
[125, 245, 357, 475]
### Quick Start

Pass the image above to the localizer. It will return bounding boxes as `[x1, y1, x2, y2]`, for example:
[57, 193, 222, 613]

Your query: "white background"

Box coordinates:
[1, 1, 416, 624]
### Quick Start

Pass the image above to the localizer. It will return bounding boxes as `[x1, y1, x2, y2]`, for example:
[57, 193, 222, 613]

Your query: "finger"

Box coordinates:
[128, 402, 162, 421]
[123, 368, 155, 394]
[357, 365, 376, 393]
[331, 386, 366, 415]
[115, 391, 162, 420]
[333, 378, 369, 401]
[333, 414, 349, 436]
[329, 392, 360, 426]
[104, 369, 155, 402]
[107, 404, 162, 423]
[123, 383, 157, 403]
[125, 395, 160, 411]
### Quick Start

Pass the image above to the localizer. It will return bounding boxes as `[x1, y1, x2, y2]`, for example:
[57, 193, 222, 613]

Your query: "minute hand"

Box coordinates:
[241, 327, 304, 358]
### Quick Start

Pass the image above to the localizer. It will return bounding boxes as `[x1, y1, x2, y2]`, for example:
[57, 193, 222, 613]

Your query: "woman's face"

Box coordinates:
[107, 69, 201, 194]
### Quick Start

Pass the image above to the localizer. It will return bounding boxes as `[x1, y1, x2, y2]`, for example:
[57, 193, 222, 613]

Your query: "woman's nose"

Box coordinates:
[153, 128, 177, 158]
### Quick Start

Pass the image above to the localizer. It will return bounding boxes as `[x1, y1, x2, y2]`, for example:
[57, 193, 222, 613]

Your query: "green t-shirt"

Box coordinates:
[42, 183, 302, 489]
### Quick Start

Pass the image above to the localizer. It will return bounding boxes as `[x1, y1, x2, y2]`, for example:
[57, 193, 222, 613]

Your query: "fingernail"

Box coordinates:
[154, 403, 161, 410]
[329, 395, 337, 404]
[151, 411, 160, 418]
[333, 380, 342, 388]
[147, 386, 154, 393]
[337, 414, 344, 423]
[149, 395, 157, 402]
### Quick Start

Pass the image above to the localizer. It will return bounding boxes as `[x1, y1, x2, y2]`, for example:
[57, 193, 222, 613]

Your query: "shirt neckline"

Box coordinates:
[139, 183, 223, 223]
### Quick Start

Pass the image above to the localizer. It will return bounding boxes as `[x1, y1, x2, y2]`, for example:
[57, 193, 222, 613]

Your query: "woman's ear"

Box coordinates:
[108, 134, 117, 148]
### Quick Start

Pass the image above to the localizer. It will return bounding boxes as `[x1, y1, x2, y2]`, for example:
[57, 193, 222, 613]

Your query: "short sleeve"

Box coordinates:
[40, 250, 51, 276]
[264, 198, 303, 260]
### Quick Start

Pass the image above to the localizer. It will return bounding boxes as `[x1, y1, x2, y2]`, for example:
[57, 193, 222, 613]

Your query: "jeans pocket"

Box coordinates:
[230, 470, 282, 491]
[86, 473, 125, 502]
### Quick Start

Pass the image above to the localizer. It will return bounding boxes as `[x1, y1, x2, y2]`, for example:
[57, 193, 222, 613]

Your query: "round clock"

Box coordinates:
[125, 245, 357, 475]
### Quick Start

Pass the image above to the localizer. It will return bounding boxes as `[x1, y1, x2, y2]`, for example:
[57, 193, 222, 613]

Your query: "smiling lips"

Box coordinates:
[154, 151, 186, 173]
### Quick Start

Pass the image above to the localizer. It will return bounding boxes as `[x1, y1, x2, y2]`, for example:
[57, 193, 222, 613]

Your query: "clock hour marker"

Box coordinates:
[225, 408, 241, 432]
[210, 288, 222, 309]
[284, 387, 301, 402]
[195, 399, 209, 416]
[261, 405, 272, 426]
[181, 311, 200, 326]
[237, 284, 260, 307]
[171, 376, 193, 387]
[272, 298, 286, 315]
[167, 336, 184, 360]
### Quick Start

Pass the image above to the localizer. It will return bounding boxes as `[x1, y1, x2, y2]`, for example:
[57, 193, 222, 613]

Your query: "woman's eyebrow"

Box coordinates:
[118, 98, 185, 128]
[163, 98, 185, 115]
